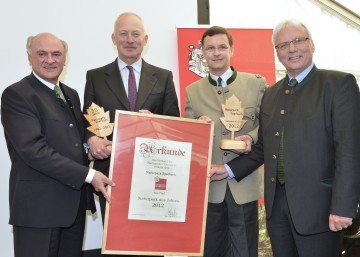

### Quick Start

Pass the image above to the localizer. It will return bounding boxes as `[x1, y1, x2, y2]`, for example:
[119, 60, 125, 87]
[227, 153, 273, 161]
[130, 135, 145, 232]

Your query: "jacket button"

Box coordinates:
[69, 123, 74, 128]
[224, 152, 229, 156]
[272, 155, 277, 159]
[271, 178, 276, 182]
[285, 89, 290, 95]
[280, 110, 285, 115]
[74, 143, 79, 147]
[275, 132, 279, 137]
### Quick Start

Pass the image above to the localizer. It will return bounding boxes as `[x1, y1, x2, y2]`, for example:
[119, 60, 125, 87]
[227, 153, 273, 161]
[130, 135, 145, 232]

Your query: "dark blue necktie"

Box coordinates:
[217, 77, 222, 94]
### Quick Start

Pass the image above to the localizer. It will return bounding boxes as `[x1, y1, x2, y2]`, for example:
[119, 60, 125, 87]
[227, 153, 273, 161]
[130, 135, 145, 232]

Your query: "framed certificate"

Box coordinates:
[102, 111, 214, 256]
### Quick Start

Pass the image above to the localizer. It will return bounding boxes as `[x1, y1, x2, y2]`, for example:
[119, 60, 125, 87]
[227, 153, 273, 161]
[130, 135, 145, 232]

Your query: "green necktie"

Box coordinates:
[276, 79, 298, 184]
[277, 79, 298, 184]
[54, 85, 66, 103]
[277, 128, 285, 184]
[289, 78, 298, 94]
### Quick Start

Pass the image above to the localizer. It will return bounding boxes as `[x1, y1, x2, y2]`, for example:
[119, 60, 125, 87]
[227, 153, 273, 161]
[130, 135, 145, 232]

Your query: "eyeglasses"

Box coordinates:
[275, 37, 309, 51]
[203, 45, 229, 53]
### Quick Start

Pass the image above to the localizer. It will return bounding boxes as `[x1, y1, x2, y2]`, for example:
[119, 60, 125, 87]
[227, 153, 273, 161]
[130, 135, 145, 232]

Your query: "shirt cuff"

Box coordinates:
[85, 168, 96, 183]
[224, 164, 235, 179]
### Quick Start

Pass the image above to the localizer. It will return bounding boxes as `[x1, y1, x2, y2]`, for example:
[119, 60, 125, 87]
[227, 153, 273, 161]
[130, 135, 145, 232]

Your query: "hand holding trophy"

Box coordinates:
[219, 95, 247, 150]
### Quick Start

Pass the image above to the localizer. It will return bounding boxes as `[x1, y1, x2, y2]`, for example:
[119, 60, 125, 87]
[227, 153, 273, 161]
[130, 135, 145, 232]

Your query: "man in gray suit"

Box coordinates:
[209, 19, 360, 257]
[1, 32, 114, 257]
[82, 12, 179, 252]
[185, 26, 266, 257]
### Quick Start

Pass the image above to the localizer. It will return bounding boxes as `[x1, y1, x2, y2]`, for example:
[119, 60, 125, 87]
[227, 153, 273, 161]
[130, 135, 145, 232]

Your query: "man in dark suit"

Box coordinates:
[208, 19, 360, 257]
[83, 12, 180, 221]
[1, 32, 115, 257]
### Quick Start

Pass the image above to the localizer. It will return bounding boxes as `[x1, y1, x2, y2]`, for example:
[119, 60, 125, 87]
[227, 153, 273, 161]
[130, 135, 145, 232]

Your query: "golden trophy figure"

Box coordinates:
[84, 102, 114, 151]
[219, 95, 247, 150]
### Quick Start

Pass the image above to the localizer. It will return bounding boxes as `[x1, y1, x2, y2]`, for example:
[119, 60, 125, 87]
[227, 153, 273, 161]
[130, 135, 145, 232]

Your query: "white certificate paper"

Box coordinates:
[128, 137, 192, 222]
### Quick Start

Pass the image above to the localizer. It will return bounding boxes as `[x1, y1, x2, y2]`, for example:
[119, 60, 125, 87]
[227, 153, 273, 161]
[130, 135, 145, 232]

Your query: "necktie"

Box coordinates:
[277, 128, 285, 184]
[54, 85, 66, 103]
[217, 77, 222, 94]
[277, 79, 299, 184]
[127, 66, 137, 111]
[289, 78, 298, 94]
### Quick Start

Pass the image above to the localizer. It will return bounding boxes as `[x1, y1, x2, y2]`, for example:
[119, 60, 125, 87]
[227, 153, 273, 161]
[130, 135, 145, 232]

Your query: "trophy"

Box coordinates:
[219, 95, 247, 149]
[84, 102, 114, 151]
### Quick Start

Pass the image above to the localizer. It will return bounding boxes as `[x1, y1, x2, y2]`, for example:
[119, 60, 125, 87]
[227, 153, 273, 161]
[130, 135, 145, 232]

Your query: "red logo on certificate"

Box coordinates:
[155, 177, 167, 190]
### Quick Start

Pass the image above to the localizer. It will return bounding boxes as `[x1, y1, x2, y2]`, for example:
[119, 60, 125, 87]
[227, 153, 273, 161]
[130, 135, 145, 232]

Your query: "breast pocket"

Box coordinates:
[239, 107, 258, 132]
[243, 107, 256, 121]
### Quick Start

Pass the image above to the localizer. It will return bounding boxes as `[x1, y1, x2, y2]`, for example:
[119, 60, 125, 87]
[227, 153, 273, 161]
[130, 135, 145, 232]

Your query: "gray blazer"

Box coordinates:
[185, 70, 266, 204]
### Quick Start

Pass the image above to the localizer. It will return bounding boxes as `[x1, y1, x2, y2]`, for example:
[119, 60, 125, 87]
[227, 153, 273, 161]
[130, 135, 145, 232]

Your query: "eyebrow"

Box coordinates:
[36, 50, 63, 55]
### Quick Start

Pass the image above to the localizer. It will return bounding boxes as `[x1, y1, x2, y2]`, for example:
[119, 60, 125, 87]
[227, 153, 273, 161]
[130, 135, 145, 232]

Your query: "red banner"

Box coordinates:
[177, 28, 276, 115]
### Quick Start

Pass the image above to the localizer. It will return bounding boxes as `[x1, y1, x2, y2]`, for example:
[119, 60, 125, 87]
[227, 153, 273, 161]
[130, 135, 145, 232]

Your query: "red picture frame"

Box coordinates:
[102, 111, 214, 256]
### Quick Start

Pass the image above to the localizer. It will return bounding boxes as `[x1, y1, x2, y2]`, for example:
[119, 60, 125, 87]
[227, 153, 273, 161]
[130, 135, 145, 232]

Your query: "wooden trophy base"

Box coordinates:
[220, 139, 246, 150]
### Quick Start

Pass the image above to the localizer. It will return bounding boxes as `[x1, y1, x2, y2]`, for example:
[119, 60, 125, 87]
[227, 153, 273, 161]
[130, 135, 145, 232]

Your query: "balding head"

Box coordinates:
[27, 32, 67, 84]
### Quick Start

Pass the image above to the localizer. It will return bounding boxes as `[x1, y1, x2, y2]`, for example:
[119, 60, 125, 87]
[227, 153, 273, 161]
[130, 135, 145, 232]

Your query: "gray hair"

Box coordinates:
[272, 19, 312, 45]
[113, 12, 146, 33]
[26, 35, 68, 55]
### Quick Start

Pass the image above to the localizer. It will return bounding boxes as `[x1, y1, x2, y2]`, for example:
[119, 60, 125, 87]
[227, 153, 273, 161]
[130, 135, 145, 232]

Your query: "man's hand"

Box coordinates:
[329, 214, 353, 231]
[88, 152, 95, 161]
[138, 109, 152, 114]
[207, 164, 229, 181]
[91, 171, 116, 204]
[88, 136, 112, 160]
[198, 115, 212, 123]
[231, 135, 253, 154]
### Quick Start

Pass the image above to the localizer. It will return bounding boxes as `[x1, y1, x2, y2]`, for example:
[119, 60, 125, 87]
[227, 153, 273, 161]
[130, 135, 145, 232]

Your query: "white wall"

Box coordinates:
[0, 1, 197, 256]
[210, 0, 360, 74]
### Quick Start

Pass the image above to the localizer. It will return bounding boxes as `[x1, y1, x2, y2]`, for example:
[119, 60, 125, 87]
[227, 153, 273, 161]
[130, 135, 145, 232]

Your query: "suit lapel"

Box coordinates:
[104, 60, 131, 110]
[136, 61, 156, 111]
